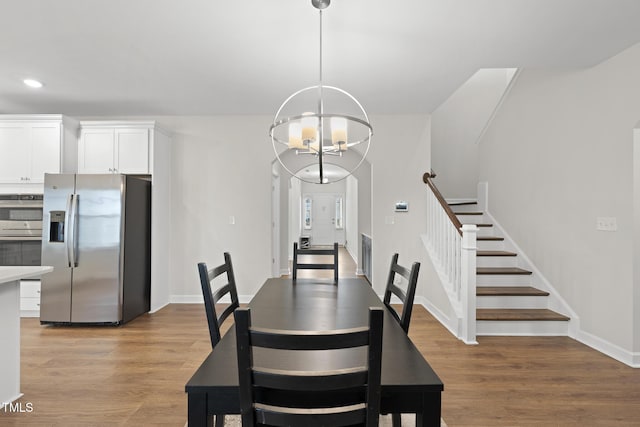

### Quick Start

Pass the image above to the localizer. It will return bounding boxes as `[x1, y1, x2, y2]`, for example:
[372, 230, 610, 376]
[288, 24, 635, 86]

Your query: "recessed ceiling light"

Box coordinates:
[23, 79, 44, 88]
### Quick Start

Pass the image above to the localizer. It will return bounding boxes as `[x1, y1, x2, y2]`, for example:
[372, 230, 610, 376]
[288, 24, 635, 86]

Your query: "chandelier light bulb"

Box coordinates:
[288, 122, 304, 149]
[331, 117, 348, 150]
[301, 113, 318, 143]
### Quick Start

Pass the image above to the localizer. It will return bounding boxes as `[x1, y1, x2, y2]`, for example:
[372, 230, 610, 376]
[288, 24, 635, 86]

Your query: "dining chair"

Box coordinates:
[383, 253, 420, 427]
[383, 253, 421, 334]
[292, 241, 339, 282]
[234, 306, 384, 427]
[197, 252, 240, 427]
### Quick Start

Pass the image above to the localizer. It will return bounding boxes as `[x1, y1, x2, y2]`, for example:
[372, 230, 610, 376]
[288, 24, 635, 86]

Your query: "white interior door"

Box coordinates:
[310, 194, 335, 245]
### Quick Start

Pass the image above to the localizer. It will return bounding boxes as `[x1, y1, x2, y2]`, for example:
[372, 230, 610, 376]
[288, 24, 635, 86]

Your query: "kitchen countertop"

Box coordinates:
[0, 266, 54, 284]
[0, 265, 53, 404]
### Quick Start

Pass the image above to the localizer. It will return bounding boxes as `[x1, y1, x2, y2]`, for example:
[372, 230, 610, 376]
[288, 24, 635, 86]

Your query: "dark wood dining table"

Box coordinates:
[185, 277, 444, 426]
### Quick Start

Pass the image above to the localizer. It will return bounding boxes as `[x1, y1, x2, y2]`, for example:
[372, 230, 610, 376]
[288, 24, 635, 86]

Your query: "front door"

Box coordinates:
[310, 194, 335, 245]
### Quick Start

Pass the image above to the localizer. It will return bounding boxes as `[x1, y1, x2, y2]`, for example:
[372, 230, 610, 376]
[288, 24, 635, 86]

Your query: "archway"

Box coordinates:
[271, 150, 371, 277]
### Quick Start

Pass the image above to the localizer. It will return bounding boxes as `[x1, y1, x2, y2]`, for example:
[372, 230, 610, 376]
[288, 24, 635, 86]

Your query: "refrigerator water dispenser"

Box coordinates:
[49, 211, 65, 242]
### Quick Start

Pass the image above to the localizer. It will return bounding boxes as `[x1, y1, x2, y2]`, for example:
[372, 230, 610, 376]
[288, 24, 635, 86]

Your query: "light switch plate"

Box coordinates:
[596, 217, 617, 231]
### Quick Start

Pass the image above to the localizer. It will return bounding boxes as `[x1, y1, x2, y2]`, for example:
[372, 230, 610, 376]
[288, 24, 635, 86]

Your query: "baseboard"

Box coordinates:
[20, 310, 39, 318]
[570, 328, 640, 368]
[416, 296, 461, 340]
[341, 245, 363, 277]
[149, 301, 170, 314]
[2, 392, 24, 404]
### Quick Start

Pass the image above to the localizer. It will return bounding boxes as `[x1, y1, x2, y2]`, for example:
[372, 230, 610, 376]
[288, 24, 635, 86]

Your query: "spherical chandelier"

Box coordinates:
[269, 0, 373, 185]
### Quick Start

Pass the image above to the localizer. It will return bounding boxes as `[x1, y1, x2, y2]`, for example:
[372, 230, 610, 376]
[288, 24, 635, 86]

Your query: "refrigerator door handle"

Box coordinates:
[64, 194, 73, 267]
[69, 193, 79, 267]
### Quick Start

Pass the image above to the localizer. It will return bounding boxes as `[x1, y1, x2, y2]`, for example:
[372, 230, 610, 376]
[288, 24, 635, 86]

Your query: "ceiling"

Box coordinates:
[3, 0, 640, 116]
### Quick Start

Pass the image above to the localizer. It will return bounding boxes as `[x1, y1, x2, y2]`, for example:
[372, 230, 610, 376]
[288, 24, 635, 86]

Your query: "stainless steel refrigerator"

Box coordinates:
[40, 174, 151, 325]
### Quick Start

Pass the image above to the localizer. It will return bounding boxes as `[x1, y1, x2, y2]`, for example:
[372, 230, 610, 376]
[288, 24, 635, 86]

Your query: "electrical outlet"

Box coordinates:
[596, 217, 617, 231]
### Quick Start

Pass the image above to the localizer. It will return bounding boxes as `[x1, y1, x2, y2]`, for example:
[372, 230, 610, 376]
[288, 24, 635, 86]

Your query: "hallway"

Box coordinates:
[286, 245, 359, 279]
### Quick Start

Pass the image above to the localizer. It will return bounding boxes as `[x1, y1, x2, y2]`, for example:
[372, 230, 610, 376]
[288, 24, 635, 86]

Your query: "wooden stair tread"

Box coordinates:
[472, 223, 493, 227]
[448, 201, 477, 206]
[477, 267, 532, 275]
[477, 250, 517, 257]
[477, 309, 569, 321]
[477, 286, 549, 296]
[477, 236, 504, 241]
[453, 211, 483, 215]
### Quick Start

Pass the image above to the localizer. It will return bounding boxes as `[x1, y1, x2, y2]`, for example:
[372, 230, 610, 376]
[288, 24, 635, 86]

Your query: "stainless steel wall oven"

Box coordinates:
[0, 194, 43, 267]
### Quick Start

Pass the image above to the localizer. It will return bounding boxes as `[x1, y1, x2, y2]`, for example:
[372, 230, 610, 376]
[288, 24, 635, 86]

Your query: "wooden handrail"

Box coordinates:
[423, 172, 463, 235]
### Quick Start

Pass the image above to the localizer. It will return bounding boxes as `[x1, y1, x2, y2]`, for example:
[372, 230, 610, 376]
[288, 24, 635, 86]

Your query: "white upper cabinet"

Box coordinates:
[0, 123, 30, 182]
[116, 128, 149, 173]
[30, 123, 63, 181]
[78, 122, 151, 174]
[0, 116, 77, 184]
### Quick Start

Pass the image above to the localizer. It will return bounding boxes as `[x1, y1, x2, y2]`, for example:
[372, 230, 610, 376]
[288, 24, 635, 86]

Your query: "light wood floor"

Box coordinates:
[4, 251, 640, 425]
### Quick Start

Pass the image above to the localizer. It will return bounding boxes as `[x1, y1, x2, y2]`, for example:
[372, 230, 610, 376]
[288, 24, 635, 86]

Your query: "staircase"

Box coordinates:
[450, 201, 570, 336]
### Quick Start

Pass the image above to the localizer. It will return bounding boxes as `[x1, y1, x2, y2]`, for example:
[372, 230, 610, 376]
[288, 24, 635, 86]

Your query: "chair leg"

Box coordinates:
[214, 415, 225, 427]
[391, 413, 402, 427]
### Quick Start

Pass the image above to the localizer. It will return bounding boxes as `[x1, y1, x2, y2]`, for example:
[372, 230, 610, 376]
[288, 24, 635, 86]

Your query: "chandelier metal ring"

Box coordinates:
[269, 0, 373, 184]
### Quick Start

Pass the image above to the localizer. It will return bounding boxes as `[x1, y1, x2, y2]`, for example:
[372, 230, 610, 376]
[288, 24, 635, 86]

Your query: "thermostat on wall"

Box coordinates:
[395, 201, 409, 212]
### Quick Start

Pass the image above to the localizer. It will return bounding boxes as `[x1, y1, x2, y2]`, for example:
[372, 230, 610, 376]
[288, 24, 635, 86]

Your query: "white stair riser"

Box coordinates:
[456, 214, 486, 223]
[448, 204, 478, 213]
[476, 256, 518, 268]
[476, 274, 532, 285]
[477, 320, 569, 336]
[476, 296, 548, 309]
[476, 227, 495, 238]
[476, 240, 505, 251]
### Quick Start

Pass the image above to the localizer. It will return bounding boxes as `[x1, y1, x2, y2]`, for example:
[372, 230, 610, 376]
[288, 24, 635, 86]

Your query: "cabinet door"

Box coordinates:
[116, 128, 149, 174]
[78, 128, 116, 173]
[0, 123, 29, 183]
[29, 122, 62, 182]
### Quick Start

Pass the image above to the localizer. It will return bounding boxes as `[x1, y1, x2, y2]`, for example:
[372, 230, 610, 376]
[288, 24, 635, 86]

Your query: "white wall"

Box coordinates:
[346, 175, 359, 263]
[432, 68, 517, 199]
[632, 128, 640, 358]
[478, 42, 640, 353]
[149, 127, 172, 311]
[634, 127, 640, 357]
[138, 114, 432, 303]
[287, 176, 301, 265]
[157, 116, 275, 299]
[367, 115, 432, 297]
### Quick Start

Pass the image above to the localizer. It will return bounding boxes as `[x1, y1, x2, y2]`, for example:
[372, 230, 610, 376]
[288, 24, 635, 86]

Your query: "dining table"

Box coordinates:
[185, 277, 444, 426]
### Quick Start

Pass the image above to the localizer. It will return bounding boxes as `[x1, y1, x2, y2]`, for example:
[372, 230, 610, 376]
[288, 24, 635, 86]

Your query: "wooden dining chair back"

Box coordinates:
[383, 253, 421, 334]
[234, 307, 384, 427]
[292, 241, 339, 282]
[197, 252, 240, 349]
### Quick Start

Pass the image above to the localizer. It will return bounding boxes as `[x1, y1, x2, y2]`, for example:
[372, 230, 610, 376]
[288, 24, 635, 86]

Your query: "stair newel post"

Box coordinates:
[460, 224, 478, 344]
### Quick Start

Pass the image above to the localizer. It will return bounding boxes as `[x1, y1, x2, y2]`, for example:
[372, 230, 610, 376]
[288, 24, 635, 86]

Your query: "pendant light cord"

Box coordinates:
[318, 8, 324, 115]
[319, 9, 323, 86]
[318, 8, 324, 182]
